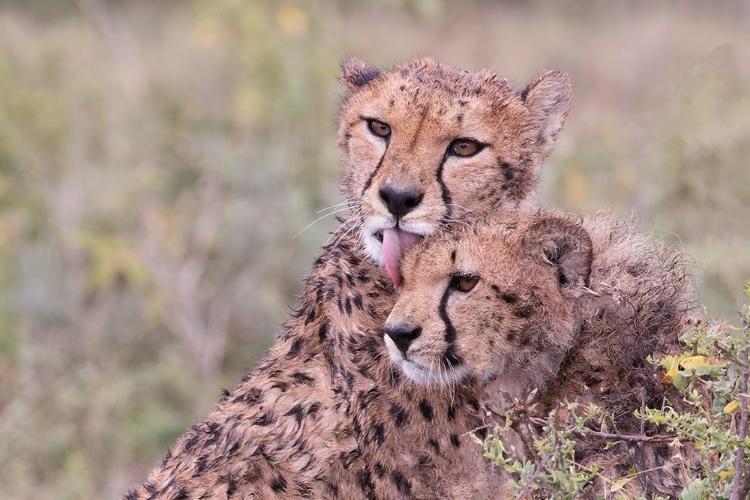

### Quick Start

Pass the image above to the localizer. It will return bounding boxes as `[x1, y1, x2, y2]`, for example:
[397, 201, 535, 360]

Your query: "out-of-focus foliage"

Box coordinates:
[0, 0, 747, 498]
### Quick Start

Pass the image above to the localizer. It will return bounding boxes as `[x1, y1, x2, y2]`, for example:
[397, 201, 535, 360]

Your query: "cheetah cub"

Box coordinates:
[386, 210, 698, 498]
[385, 210, 594, 398]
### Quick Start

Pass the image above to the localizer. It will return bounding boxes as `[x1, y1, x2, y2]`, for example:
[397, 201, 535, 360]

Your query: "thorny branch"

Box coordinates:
[715, 342, 750, 369]
[517, 451, 553, 499]
[526, 417, 687, 444]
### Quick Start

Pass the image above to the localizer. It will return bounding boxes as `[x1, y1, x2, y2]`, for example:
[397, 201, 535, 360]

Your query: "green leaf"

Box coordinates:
[679, 478, 706, 500]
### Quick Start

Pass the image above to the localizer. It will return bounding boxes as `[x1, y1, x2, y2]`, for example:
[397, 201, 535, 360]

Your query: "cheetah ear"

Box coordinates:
[340, 58, 382, 92]
[520, 71, 573, 159]
[525, 214, 592, 293]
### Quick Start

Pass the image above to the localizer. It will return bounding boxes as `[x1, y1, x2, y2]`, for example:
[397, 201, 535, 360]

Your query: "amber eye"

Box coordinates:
[451, 275, 479, 293]
[448, 139, 484, 157]
[367, 119, 391, 138]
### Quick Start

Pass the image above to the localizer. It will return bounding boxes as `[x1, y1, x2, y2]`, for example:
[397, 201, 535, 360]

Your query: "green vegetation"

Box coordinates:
[476, 282, 750, 499]
[0, 1, 747, 498]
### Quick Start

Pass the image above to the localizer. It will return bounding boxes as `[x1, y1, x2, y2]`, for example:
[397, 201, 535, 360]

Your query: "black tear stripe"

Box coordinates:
[435, 153, 453, 222]
[438, 283, 462, 368]
[360, 130, 391, 196]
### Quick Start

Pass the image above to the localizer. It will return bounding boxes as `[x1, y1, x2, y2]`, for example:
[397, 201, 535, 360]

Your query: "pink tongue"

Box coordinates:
[382, 228, 422, 289]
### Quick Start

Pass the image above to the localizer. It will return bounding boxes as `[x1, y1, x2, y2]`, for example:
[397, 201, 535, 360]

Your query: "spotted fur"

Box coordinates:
[123, 58, 572, 499]
[388, 211, 699, 498]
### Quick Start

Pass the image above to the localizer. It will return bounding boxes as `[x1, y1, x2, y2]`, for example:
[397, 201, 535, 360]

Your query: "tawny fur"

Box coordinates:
[337, 57, 571, 264]
[388, 211, 699, 499]
[124, 59, 572, 499]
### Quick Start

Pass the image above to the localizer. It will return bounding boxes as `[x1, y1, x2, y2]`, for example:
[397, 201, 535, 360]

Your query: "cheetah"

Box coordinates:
[386, 210, 698, 498]
[124, 58, 573, 499]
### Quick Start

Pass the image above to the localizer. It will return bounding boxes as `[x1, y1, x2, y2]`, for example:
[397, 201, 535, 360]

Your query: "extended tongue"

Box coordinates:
[382, 228, 422, 289]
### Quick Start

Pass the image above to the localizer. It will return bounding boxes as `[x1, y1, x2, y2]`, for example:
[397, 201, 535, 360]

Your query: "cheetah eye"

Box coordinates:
[367, 119, 391, 138]
[447, 139, 484, 158]
[450, 274, 479, 293]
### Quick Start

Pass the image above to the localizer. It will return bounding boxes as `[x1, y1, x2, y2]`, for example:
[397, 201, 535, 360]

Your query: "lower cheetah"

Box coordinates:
[387, 210, 698, 498]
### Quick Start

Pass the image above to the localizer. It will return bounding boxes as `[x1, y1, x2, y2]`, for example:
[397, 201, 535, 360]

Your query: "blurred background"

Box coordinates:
[0, 0, 747, 497]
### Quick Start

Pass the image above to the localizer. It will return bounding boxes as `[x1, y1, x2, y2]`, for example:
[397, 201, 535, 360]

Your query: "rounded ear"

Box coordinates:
[524, 214, 592, 292]
[520, 70, 572, 159]
[340, 58, 382, 92]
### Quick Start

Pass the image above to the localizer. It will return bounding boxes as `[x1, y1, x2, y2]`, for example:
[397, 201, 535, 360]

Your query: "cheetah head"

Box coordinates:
[383, 212, 592, 398]
[338, 58, 572, 287]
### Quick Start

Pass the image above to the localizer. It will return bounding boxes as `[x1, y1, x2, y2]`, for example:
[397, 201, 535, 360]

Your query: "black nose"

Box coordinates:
[384, 323, 422, 354]
[379, 185, 423, 218]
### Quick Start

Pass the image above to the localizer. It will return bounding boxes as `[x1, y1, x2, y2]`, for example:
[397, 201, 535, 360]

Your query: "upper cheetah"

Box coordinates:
[124, 58, 574, 499]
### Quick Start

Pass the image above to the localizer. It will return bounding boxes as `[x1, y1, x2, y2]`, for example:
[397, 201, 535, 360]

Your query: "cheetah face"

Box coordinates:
[337, 58, 573, 287]
[383, 212, 592, 397]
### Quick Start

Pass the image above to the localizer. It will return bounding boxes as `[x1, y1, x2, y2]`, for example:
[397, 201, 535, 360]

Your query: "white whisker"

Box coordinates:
[294, 207, 352, 238]
[316, 199, 355, 214]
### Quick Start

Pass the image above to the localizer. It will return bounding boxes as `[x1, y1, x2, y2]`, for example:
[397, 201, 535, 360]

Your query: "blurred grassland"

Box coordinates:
[0, 0, 748, 498]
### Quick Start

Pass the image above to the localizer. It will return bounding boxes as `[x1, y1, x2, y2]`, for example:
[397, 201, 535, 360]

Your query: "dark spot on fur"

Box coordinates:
[353, 293, 363, 309]
[271, 475, 287, 492]
[288, 337, 304, 357]
[450, 250, 456, 263]
[399, 84, 406, 91]
[451, 433, 461, 448]
[428, 438, 440, 452]
[419, 400, 434, 421]
[270, 380, 289, 392]
[307, 402, 321, 416]
[344, 297, 352, 315]
[291, 372, 315, 385]
[389, 403, 408, 427]
[374, 423, 385, 445]
[358, 469, 375, 493]
[491, 284, 500, 292]
[374, 461, 385, 477]
[447, 403, 456, 421]
[318, 322, 328, 341]
[502, 293, 518, 304]
[506, 330, 517, 342]
[392, 471, 411, 495]
[458, 99, 468, 106]
[467, 396, 480, 412]
[345, 272, 355, 287]
[499, 160, 514, 182]
[225, 479, 236, 497]
[253, 412, 277, 426]
[244, 464, 262, 483]
[183, 433, 199, 452]
[357, 270, 370, 283]
[444, 345, 462, 368]
[304, 309, 316, 325]
[284, 404, 305, 427]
